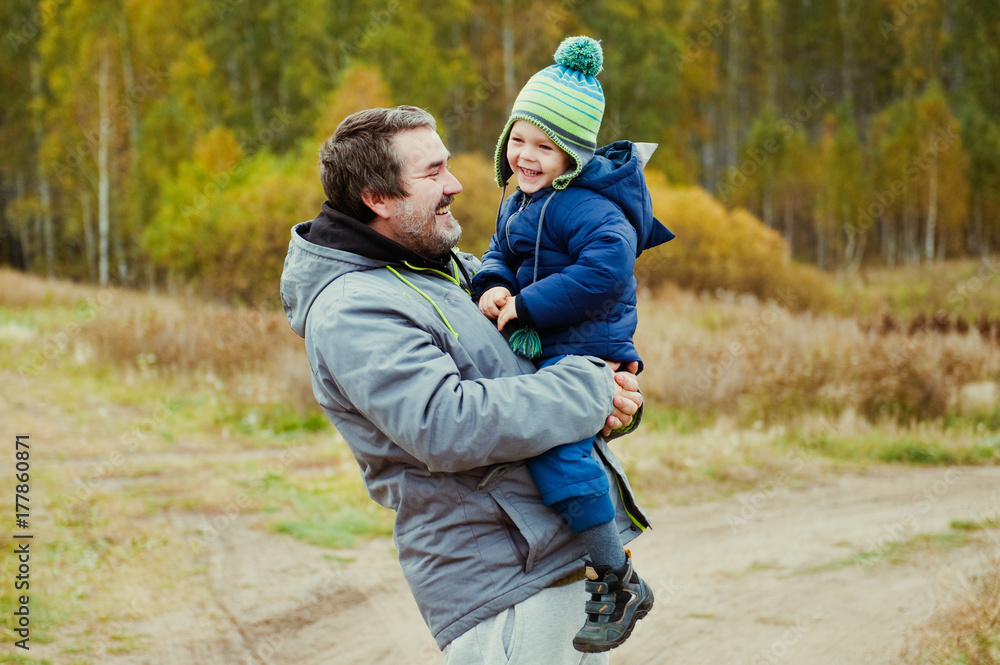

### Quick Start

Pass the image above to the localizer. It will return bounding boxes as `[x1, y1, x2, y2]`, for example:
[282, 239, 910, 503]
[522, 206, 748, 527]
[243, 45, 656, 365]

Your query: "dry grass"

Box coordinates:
[897, 545, 1000, 664]
[5, 268, 999, 430]
[0, 266, 102, 308]
[0, 267, 316, 411]
[636, 284, 1000, 424]
[837, 256, 1000, 320]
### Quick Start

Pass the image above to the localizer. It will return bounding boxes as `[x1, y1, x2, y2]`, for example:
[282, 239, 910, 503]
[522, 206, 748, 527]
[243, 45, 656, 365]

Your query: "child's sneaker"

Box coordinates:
[572, 550, 654, 653]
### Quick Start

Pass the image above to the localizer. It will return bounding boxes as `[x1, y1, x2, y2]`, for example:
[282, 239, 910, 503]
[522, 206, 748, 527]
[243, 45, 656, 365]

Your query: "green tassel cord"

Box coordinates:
[509, 327, 542, 360]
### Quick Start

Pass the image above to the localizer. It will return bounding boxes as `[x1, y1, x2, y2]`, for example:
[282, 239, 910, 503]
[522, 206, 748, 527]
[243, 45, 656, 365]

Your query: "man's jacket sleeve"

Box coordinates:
[308, 294, 616, 473]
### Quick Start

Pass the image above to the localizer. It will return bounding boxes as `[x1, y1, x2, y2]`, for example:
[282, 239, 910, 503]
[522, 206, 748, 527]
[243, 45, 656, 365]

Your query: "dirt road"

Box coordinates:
[95, 465, 999, 665]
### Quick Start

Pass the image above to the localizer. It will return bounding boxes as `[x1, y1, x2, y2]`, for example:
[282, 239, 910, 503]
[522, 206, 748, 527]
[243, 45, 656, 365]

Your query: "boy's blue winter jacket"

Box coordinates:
[473, 141, 674, 368]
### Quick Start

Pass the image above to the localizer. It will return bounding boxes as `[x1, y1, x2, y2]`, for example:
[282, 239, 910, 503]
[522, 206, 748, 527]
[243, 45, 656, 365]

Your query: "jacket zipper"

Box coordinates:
[504, 194, 532, 254]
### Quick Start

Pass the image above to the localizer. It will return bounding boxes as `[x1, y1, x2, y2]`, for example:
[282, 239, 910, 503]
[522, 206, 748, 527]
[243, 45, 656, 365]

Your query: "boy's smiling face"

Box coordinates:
[506, 120, 573, 194]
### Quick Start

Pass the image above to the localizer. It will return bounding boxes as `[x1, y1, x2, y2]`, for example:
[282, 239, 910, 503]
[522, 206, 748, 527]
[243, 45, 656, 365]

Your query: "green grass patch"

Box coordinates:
[253, 472, 393, 549]
[0, 535, 65, 648]
[641, 405, 714, 435]
[800, 522, 988, 575]
[949, 517, 1000, 531]
[0, 655, 53, 664]
[214, 403, 330, 439]
[945, 410, 1000, 433]
[273, 511, 392, 549]
[786, 431, 999, 466]
[105, 632, 152, 654]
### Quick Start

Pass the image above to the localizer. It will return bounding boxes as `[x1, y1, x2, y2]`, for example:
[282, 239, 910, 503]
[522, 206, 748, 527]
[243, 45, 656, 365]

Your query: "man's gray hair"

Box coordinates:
[319, 106, 437, 222]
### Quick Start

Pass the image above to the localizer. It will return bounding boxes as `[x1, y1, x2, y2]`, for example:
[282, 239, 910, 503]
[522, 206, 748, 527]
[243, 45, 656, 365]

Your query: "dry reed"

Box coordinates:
[6, 269, 1000, 424]
[636, 284, 1000, 423]
[897, 549, 1000, 664]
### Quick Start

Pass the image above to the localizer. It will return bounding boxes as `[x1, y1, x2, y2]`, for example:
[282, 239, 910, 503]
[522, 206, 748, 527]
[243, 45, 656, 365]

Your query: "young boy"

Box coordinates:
[472, 36, 674, 652]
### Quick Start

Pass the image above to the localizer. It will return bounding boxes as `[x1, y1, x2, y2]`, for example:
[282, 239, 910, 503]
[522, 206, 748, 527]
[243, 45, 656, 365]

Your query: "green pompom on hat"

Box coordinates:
[494, 36, 606, 190]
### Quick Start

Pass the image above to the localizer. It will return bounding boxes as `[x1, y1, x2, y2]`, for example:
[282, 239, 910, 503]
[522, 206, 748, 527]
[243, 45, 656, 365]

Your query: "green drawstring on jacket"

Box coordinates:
[385, 265, 460, 339]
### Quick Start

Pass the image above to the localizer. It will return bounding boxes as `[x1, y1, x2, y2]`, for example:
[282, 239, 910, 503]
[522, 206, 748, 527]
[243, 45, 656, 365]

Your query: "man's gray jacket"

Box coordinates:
[280, 218, 650, 649]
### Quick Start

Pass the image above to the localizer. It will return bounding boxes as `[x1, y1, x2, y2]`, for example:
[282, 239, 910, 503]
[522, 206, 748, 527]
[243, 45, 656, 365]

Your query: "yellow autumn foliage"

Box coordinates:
[640, 181, 836, 311]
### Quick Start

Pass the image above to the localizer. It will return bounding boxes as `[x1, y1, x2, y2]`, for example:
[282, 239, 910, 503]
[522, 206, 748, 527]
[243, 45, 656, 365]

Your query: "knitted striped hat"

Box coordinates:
[494, 36, 605, 190]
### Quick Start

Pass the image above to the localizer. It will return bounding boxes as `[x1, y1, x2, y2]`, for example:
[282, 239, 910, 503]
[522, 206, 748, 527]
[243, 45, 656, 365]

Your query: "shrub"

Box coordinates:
[638, 182, 837, 311]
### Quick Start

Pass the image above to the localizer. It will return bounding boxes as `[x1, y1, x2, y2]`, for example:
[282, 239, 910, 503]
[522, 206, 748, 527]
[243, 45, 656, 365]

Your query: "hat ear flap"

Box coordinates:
[499, 135, 514, 185]
[494, 118, 517, 188]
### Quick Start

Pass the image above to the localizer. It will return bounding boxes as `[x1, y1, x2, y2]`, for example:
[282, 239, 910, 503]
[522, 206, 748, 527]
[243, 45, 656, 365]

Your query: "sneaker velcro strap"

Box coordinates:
[585, 600, 616, 616]
[585, 580, 610, 595]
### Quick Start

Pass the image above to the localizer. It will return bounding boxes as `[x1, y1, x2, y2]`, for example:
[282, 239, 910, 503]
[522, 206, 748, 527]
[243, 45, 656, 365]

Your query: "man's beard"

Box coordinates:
[395, 197, 462, 259]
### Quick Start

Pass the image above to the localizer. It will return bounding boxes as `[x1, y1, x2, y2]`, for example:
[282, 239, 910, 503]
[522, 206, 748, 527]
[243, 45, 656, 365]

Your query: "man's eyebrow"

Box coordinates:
[420, 154, 450, 173]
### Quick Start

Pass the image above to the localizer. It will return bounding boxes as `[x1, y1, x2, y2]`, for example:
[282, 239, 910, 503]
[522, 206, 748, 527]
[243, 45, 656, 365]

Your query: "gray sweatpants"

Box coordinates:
[443, 581, 611, 665]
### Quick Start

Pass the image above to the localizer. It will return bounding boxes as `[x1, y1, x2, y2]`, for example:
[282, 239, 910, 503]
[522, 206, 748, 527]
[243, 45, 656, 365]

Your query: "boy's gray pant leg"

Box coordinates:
[443, 581, 610, 665]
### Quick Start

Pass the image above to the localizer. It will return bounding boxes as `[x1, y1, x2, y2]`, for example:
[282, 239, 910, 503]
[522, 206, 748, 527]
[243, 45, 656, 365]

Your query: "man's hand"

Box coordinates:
[478, 286, 511, 320]
[601, 360, 641, 437]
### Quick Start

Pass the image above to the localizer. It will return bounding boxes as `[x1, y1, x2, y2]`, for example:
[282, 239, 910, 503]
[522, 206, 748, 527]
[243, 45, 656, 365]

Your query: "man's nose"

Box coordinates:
[444, 169, 463, 194]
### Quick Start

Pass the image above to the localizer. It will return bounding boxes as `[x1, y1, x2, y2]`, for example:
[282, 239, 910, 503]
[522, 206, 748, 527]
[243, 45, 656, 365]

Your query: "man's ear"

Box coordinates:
[360, 189, 391, 220]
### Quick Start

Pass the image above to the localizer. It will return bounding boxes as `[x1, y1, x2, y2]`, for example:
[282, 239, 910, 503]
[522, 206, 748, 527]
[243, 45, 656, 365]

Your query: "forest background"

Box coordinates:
[2, 0, 1000, 305]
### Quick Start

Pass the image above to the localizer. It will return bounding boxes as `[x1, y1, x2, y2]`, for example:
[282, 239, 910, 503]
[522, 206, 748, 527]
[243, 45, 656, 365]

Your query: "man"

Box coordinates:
[280, 105, 650, 664]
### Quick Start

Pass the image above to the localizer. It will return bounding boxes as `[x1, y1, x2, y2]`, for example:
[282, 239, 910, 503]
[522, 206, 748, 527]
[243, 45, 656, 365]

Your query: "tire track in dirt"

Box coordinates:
[616, 466, 1000, 664]
[97, 466, 999, 665]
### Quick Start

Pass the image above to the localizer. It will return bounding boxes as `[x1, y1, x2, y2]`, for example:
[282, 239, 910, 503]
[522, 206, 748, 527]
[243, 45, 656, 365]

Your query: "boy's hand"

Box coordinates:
[478, 286, 511, 320]
[497, 296, 518, 331]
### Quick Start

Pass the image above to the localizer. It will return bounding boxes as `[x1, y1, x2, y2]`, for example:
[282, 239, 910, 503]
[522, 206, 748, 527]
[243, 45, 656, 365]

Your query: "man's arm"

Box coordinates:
[309, 299, 619, 474]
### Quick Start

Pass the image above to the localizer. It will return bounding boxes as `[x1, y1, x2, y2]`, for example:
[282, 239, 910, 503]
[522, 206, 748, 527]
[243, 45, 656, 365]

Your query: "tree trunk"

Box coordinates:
[762, 180, 773, 227]
[15, 172, 30, 271]
[837, 0, 856, 111]
[502, 0, 516, 110]
[724, 0, 742, 171]
[816, 211, 827, 269]
[702, 102, 718, 192]
[925, 158, 938, 263]
[882, 216, 897, 268]
[904, 196, 919, 266]
[117, 10, 140, 150]
[763, 0, 778, 109]
[846, 202, 867, 272]
[98, 52, 111, 285]
[30, 57, 54, 279]
[784, 196, 794, 256]
[39, 175, 53, 279]
[81, 189, 96, 280]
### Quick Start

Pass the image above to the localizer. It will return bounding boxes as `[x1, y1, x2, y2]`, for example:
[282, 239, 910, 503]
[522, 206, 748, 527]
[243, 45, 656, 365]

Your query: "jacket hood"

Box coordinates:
[281, 219, 386, 338]
[574, 140, 674, 255]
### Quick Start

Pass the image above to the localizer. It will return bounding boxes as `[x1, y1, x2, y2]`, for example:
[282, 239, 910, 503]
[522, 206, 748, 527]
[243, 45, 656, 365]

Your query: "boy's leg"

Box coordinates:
[527, 444, 654, 652]
[579, 519, 626, 570]
[527, 434, 626, 566]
